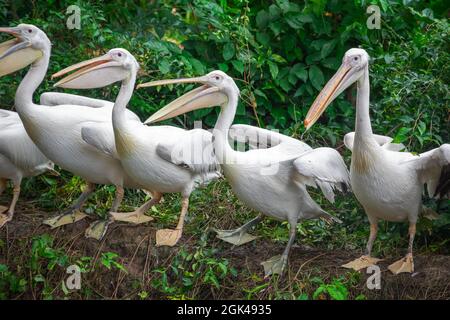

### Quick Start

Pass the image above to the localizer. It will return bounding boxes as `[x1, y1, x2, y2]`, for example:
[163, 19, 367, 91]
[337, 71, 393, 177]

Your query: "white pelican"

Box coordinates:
[138, 70, 350, 276]
[52, 48, 221, 247]
[0, 109, 57, 227]
[0, 24, 148, 240]
[304, 48, 449, 274]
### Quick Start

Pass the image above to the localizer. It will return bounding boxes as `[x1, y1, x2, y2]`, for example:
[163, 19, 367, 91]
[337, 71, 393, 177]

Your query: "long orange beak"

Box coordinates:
[0, 27, 42, 77]
[0, 27, 21, 37]
[304, 64, 351, 130]
[52, 54, 115, 87]
[137, 76, 228, 124]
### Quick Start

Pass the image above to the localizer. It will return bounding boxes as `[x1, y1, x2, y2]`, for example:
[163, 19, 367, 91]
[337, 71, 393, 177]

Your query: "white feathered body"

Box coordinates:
[347, 133, 449, 223]
[219, 124, 350, 223]
[0, 110, 52, 182]
[114, 121, 220, 197]
[351, 139, 420, 222]
[18, 104, 141, 188]
[224, 161, 323, 222]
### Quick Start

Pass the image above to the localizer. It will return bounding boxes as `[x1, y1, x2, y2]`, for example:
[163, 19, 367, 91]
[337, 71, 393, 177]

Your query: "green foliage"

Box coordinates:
[30, 234, 69, 272]
[152, 236, 237, 299]
[100, 252, 127, 272]
[311, 275, 358, 300]
[0, 1, 447, 146]
[0, 264, 27, 299]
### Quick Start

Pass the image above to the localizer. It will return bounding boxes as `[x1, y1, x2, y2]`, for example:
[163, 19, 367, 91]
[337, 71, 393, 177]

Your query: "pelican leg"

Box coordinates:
[0, 178, 8, 216]
[0, 182, 20, 228]
[342, 220, 382, 270]
[43, 182, 95, 228]
[261, 219, 297, 277]
[85, 185, 125, 240]
[388, 223, 415, 274]
[108, 191, 161, 224]
[214, 214, 262, 246]
[156, 197, 189, 247]
[0, 178, 6, 196]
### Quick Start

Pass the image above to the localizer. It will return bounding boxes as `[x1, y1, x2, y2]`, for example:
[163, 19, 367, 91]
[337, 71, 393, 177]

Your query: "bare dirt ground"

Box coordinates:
[1, 198, 449, 300]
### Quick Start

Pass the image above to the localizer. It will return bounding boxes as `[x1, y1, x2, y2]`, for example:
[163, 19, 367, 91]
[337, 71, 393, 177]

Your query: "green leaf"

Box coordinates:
[268, 4, 281, 19]
[254, 89, 268, 100]
[269, 21, 282, 35]
[189, 57, 205, 75]
[158, 59, 170, 74]
[379, 0, 389, 12]
[256, 10, 270, 28]
[288, 72, 298, 85]
[271, 54, 287, 63]
[297, 293, 309, 300]
[223, 43, 235, 61]
[298, 13, 313, 23]
[306, 53, 322, 65]
[327, 286, 347, 300]
[231, 60, 244, 74]
[267, 61, 279, 79]
[384, 54, 394, 64]
[256, 32, 270, 46]
[394, 127, 412, 143]
[321, 57, 340, 70]
[309, 65, 325, 90]
[34, 274, 45, 283]
[193, 108, 213, 118]
[294, 86, 304, 97]
[309, 0, 327, 16]
[218, 63, 229, 72]
[321, 39, 337, 59]
[285, 13, 304, 29]
[279, 77, 292, 92]
[417, 121, 426, 135]
[276, 0, 290, 13]
[313, 286, 325, 299]
[291, 63, 308, 82]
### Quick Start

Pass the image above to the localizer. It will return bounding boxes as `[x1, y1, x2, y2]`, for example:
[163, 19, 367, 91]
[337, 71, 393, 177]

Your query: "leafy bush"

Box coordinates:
[0, 1, 447, 148]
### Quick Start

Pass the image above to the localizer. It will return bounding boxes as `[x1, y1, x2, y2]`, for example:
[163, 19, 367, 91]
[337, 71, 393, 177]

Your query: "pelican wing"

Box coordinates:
[0, 110, 22, 160]
[40, 92, 141, 123]
[40, 92, 114, 108]
[230, 124, 311, 156]
[293, 147, 350, 203]
[0, 110, 48, 170]
[344, 132, 406, 152]
[0, 109, 20, 128]
[156, 128, 219, 174]
[81, 122, 118, 159]
[401, 144, 450, 198]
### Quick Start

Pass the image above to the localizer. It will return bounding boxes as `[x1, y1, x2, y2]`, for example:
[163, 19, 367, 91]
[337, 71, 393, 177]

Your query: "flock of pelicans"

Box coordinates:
[0, 24, 448, 276]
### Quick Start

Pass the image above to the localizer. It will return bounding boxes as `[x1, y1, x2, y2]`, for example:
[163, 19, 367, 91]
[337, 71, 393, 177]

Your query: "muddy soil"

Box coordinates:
[1, 198, 449, 300]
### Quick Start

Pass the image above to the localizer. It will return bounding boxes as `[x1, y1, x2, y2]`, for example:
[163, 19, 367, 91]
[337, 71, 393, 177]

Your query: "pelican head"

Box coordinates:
[0, 24, 50, 77]
[304, 48, 370, 130]
[34, 161, 59, 176]
[52, 48, 139, 89]
[137, 70, 235, 124]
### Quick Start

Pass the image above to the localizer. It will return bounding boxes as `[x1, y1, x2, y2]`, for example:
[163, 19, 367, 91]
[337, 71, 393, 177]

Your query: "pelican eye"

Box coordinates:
[28, 29, 33, 33]
[117, 52, 122, 57]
